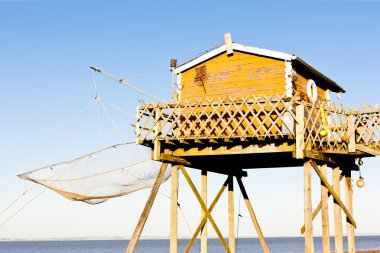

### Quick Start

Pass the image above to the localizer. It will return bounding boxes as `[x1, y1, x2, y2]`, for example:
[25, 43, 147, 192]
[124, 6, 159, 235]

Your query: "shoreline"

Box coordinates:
[1, 235, 380, 242]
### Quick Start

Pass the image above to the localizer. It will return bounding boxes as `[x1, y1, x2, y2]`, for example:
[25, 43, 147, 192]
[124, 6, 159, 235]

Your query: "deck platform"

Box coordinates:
[135, 93, 380, 171]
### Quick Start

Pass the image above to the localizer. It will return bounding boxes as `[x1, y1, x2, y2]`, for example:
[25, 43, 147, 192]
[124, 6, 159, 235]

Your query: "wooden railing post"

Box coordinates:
[153, 108, 162, 161]
[296, 104, 305, 159]
[135, 106, 141, 143]
[348, 115, 356, 153]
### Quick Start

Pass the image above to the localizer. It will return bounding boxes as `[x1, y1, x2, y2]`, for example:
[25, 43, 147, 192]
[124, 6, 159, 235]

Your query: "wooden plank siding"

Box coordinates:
[179, 51, 286, 101]
[293, 68, 328, 102]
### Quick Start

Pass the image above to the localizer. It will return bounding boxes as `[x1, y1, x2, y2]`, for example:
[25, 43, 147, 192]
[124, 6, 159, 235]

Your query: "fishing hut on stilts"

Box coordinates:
[125, 33, 380, 253]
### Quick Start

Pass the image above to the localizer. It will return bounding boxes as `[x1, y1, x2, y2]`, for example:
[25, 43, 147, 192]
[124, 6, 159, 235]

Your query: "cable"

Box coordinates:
[178, 202, 200, 251]
[99, 100, 127, 142]
[0, 191, 27, 217]
[101, 97, 135, 119]
[0, 189, 47, 230]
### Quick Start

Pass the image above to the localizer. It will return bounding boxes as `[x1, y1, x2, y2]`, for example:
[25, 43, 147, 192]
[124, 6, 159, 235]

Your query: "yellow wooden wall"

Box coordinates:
[293, 70, 327, 102]
[179, 51, 286, 101]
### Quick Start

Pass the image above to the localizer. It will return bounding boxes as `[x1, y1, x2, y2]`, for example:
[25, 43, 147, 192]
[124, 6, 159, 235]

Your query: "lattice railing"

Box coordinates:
[353, 105, 380, 150]
[136, 93, 380, 155]
[304, 102, 380, 153]
[136, 93, 298, 143]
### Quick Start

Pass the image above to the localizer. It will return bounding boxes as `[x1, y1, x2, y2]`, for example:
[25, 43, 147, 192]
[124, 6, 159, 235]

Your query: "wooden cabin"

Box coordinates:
[135, 34, 380, 170]
[174, 34, 345, 103]
[130, 34, 380, 253]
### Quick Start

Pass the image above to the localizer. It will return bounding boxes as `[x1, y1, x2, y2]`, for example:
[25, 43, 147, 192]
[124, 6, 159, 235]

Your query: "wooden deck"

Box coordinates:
[135, 93, 380, 170]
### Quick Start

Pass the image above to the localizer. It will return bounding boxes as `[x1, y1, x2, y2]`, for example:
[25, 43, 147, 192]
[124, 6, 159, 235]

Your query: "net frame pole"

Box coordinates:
[125, 163, 168, 253]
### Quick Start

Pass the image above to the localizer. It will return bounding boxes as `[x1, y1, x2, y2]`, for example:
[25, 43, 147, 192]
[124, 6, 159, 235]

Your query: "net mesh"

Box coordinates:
[18, 143, 170, 204]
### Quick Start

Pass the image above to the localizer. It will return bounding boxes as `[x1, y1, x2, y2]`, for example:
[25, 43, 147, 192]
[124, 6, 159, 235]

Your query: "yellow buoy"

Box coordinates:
[320, 129, 327, 137]
[356, 177, 365, 188]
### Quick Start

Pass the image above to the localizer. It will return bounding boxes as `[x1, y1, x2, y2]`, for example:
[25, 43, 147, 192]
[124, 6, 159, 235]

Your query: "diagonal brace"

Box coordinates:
[309, 160, 356, 228]
[236, 177, 270, 253]
[125, 163, 168, 253]
[184, 177, 229, 253]
[179, 166, 231, 253]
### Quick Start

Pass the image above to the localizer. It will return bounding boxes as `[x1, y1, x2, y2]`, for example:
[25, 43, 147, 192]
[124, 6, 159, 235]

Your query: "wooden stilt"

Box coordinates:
[170, 165, 179, 253]
[321, 164, 331, 253]
[125, 163, 168, 253]
[345, 169, 355, 253]
[201, 170, 208, 253]
[185, 178, 229, 253]
[310, 160, 356, 228]
[228, 175, 235, 253]
[301, 173, 344, 234]
[333, 167, 344, 253]
[179, 166, 231, 253]
[236, 177, 270, 253]
[304, 161, 314, 253]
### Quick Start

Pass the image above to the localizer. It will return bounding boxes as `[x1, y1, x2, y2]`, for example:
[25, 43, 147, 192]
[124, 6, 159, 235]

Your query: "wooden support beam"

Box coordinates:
[310, 160, 356, 228]
[125, 163, 168, 253]
[333, 167, 344, 253]
[304, 161, 314, 253]
[300, 172, 344, 234]
[228, 175, 235, 253]
[195, 139, 205, 144]
[356, 144, 380, 156]
[170, 165, 179, 253]
[236, 177, 270, 253]
[208, 138, 219, 144]
[160, 153, 192, 167]
[201, 170, 208, 253]
[304, 150, 337, 167]
[185, 178, 229, 253]
[179, 166, 231, 253]
[320, 164, 331, 253]
[345, 169, 356, 253]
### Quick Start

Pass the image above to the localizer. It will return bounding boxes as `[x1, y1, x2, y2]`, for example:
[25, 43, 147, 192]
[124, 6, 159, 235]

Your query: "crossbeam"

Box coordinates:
[179, 166, 231, 253]
[184, 177, 229, 253]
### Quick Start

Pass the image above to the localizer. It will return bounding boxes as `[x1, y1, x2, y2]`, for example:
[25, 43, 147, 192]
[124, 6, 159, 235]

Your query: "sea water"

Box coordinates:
[0, 236, 379, 253]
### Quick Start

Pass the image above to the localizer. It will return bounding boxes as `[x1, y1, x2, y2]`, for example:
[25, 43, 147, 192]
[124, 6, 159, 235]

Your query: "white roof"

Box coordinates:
[175, 43, 296, 74]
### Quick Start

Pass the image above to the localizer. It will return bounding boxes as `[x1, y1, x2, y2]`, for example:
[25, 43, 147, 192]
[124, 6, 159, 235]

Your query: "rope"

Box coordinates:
[99, 99, 128, 142]
[101, 97, 135, 119]
[0, 189, 46, 229]
[0, 159, 78, 229]
[0, 191, 27, 217]
[178, 202, 200, 251]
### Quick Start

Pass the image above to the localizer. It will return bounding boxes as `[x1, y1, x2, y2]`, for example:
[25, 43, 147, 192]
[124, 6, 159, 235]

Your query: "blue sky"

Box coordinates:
[0, 0, 379, 240]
